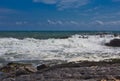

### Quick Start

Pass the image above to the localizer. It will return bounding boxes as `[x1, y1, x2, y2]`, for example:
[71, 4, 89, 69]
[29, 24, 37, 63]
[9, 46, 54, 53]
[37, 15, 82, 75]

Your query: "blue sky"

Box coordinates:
[0, 0, 120, 31]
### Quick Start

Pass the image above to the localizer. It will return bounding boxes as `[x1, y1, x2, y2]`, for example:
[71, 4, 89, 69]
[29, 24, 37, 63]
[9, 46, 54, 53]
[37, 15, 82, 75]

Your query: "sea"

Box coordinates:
[0, 31, 120, 65]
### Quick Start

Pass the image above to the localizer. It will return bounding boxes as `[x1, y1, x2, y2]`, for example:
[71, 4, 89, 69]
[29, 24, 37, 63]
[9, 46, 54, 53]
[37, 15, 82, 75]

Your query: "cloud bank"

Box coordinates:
[33, 0, 57, 4]
[33, 0, 89, 10]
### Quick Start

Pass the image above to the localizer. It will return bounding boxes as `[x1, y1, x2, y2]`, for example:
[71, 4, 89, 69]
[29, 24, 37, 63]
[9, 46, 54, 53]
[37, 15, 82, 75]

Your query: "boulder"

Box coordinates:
[37, 64, 48, 70]
[0, 62, 37, 76]
[105, 39, 120, 47]
[114, 34, 119, 37]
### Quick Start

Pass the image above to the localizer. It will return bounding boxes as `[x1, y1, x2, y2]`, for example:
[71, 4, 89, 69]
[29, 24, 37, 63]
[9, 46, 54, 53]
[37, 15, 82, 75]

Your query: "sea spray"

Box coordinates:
[0, 34, 119, 63]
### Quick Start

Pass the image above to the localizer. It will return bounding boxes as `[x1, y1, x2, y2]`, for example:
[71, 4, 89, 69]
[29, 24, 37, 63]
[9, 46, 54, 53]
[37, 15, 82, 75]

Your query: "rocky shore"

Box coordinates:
[0, 59, 120, 81]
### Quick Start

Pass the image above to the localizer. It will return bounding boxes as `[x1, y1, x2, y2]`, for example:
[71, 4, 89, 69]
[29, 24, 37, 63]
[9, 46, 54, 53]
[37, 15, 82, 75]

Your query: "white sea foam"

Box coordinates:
[0, 35, 120, 62]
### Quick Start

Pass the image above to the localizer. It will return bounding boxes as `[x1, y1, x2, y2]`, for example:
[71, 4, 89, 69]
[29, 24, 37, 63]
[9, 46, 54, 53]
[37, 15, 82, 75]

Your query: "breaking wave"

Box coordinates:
[0, 34, 120, 63]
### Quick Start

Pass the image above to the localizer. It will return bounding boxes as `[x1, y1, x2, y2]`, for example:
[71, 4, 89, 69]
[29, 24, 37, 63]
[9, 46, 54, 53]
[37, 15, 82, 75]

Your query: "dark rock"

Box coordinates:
[0, 62, 37, 76]
[2, 78, 15, 81]
[59, 36, 69, 39]
[105, 39, 120, 47]
[0, 72, 6, 79]
[114, 33, 119, 37]
[37, 64, 48, 70]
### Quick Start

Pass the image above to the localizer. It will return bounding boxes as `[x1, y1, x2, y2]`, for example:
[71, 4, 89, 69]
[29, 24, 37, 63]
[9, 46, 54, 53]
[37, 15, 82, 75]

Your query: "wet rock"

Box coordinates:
[0, 62, 37, 76]
[25, 66, 37, 73]
[105, 39, 120, 47]
[37, 64, 48, 70]
[0, 72, 6, 79]
[114, 33, 119, 37]
[1, 61, 120, 81]
[2, 78, 15, 81]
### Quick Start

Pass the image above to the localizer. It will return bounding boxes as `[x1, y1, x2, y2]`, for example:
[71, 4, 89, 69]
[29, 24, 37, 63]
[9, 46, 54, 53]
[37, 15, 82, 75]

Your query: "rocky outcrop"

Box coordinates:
[105, 39, 120, 47]
[1, 61, 120, 81]
[0, 62, 37, 76]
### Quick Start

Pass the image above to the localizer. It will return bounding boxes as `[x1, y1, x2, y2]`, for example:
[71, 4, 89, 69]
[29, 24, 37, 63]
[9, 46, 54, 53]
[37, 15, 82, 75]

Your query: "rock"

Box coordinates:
[37, 64, 48, 70]
[0, 72, 14, 81]
[1, 61, 120, 81]
[25, 66, 37, 73]
[2, 78, 15, 81]
[0, 62, 37, 76]
[114, 33, 119, 37]
[105, 39, 120, 47]
[0, 72, 6, 79]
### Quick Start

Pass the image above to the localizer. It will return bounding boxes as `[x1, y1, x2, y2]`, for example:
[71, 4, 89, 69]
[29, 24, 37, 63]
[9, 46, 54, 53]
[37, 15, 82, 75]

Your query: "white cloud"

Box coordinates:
[47, 20, 57, 25]
[91, 20, 120, 26]
[95, 20, 104, 25]
[33, 0, 57, 4]
[47, 20, 65, 25]
[70, 21, 79, 25]
[33, 0, 89, 10]
[16, 22, 22, 25]
[106, 21, 120, 25]
[56, 20, 63, 25]
[112, 0, 120, 2]
[58, 0, 89, 10]
[91, 20, 104, 26]
[47, 19, 80, 25]
[0, 8, 17, 14]
[15, 21, 28, 25]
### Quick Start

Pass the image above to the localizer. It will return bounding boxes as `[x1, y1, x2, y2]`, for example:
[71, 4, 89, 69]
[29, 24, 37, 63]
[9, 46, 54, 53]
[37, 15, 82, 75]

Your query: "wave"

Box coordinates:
[0, 34, 120, 63]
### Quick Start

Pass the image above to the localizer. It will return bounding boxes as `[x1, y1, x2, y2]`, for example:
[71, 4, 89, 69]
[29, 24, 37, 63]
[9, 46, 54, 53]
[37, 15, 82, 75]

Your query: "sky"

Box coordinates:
[0, 0, 120, 31]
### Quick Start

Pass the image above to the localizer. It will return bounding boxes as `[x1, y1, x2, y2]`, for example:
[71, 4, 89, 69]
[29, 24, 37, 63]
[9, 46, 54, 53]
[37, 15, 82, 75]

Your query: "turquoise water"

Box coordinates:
[0, 31, 119, 39]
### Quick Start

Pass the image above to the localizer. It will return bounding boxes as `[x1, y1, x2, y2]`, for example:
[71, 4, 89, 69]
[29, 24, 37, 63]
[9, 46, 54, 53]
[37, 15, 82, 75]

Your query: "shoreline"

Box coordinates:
[0, 59, 120, 81]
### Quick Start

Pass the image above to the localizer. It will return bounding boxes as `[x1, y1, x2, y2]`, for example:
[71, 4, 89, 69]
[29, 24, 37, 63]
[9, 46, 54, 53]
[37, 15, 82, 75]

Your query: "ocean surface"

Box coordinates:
[0, 31, 120, 65]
